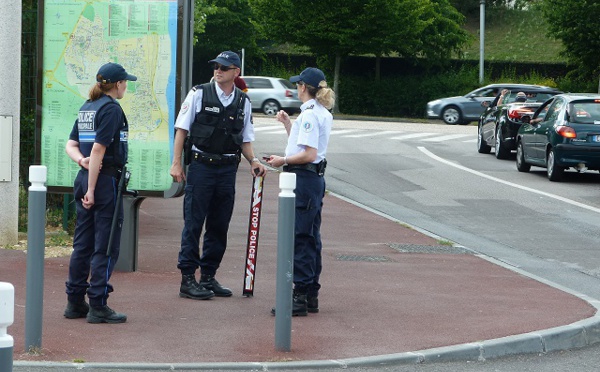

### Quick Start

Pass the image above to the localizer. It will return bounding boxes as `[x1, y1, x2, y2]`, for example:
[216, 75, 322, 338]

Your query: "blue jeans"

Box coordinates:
[177, 160, 238, 276]
[291, 169, 325, 297]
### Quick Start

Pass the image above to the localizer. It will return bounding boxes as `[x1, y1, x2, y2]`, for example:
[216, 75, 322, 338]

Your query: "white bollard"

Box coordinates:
[0, 282, 15, 372]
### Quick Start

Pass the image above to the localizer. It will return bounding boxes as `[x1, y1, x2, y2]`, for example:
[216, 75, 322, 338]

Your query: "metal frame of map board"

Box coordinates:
[36, 0, 190, 196]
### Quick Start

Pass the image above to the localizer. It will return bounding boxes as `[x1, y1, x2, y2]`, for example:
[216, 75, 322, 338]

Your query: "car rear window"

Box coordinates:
[278, 79, 294, 89]
[568, 100, 600, 124]
[245, 78, 273, 89]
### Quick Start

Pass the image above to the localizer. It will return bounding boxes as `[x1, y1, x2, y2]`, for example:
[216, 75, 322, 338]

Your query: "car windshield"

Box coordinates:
[505, 91, 556, 104]
[568, 100, 600, 124]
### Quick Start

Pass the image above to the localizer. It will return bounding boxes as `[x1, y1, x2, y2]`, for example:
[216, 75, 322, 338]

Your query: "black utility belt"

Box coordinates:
[283, 159, 327, 176]
[193, 151, 240, 165]
[83, 166, 122, 179]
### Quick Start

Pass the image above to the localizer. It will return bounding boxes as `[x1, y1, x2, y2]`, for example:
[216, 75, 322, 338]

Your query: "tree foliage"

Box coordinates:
[194, 0, 218, 38]
[539, 0, 600, 81]
[249, 0, 470, 79]
[194, 0, 262, 81]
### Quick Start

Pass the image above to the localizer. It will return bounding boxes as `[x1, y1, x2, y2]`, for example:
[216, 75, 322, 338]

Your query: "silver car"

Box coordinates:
[427, 83, 552, 125]
[242, 76, 302, 116]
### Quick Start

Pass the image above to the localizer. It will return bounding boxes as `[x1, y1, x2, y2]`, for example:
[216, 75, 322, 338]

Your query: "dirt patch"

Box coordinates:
[1, 227, 73, 258]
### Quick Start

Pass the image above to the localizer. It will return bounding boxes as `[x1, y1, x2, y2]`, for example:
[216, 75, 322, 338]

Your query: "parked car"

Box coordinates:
[427, 83, 554, 125]
[477, 87, 562, 159]
[242, 76, 301, 116]
[515, 93, 600, 181]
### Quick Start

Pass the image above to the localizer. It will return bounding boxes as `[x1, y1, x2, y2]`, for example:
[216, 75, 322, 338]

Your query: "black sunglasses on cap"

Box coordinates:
[213, 64, 238, 72]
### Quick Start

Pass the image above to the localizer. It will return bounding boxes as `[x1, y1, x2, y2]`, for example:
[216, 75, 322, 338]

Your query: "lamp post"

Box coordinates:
[479, 0, 486, 84]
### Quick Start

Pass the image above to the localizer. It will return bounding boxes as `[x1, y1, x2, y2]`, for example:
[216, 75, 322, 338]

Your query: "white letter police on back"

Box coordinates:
[78, 111, 95, 130]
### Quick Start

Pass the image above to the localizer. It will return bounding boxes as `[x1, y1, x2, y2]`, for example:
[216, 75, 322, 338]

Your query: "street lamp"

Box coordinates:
[480, 0, 486, 84]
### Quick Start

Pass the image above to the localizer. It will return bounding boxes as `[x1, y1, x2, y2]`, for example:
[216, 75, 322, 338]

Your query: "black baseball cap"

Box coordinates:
[96, 62, 137, 84]
[208, 51, 241, 68]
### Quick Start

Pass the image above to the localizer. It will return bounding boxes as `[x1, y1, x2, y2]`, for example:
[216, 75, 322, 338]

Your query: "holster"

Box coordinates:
[184, 136, 192, 166]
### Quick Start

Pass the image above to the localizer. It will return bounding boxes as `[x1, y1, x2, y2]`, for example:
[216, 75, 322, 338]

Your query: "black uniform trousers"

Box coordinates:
[291, 169, 325, 297]
[65, 170, 123, 308]
[177, 160, 238, 276]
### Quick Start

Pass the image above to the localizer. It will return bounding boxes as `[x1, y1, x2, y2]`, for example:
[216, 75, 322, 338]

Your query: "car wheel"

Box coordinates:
[262, 100, 280, 116]
[494, 126, 510, 159]
[477, 124, 491, 154]
[547, 148, 564, 181]
[516, 140, 530, 172]
[442, 106, 462, 125]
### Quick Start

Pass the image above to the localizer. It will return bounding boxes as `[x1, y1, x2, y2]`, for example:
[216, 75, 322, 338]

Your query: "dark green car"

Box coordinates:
[515, 93, 600, 181]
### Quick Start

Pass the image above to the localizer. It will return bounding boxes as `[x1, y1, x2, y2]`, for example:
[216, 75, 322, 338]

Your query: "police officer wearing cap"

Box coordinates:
[266, 67, 335, 316]
[64, 62, 136, 324]
[170, 50, 266, 300]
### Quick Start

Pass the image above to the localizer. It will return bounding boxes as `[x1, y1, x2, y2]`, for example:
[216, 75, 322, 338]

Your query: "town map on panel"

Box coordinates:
[41, 0, 178, 191]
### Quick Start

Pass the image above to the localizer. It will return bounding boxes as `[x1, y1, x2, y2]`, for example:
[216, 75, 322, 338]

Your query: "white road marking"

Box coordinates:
[418, 146, 600, 214]
[253, 126, 280, 132]
[331, 129, 364, 135]
[344, 130, 399, 138]
[390, 132, 437, 140]
[421, 134, 473, 142]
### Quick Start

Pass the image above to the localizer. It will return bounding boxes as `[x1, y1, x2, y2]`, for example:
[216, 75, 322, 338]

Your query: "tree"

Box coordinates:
[352, 0, 427, 81]
[194, 0, 262, 82]
[194, 0, 217, 39]
[250, 0, 470, 110]
[538, 0, 600, 91]
[418, 0, 472, 61]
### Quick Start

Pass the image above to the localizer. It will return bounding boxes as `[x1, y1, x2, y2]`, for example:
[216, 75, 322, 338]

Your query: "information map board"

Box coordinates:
[39, 0, 180, 192]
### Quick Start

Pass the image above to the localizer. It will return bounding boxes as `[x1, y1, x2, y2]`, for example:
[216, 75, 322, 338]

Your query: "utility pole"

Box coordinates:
[479, 0, 486, 85]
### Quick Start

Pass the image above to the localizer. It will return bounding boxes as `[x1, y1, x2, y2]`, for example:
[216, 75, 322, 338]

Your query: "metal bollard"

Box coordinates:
[274, 172, 296, 351]
[25, 165, 47, 352]
[0, 282, 15, 372]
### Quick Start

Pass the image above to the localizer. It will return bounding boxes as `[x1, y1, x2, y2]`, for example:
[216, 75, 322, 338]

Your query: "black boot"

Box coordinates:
[86, 305, 127, 324]
[64, 300, 89, 319]
[270, 292, 308, 316]
[180, 274, 215, 300]
[307, 296, 319, 313]
[200, 274, 232, 297]
[293, 293, 308, 316]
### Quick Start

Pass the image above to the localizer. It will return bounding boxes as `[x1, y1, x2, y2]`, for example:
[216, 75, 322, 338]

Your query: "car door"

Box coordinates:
[464, 87, 499, 120]
[532, 97, 564, 161]
[521, 99, 552, 163]
[480, 104, 500, 146]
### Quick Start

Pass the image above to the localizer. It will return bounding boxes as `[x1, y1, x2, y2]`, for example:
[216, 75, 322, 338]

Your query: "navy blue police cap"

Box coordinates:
[289, 67, 326, 88]
[96, 62, 137, 84]
[208, 51, 241, 68]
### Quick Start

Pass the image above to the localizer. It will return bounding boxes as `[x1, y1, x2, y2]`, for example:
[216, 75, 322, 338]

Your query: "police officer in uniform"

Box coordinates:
[266, 67, 335, 316]
[170, 51, 266, 300]
[64, 62, 136, 324]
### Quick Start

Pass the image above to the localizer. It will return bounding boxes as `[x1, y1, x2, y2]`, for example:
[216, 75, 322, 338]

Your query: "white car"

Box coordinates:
[242, 76, 302, 116]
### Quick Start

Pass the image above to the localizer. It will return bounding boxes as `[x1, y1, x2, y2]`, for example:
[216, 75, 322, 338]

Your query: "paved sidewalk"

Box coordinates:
[3, 166, 599, 369]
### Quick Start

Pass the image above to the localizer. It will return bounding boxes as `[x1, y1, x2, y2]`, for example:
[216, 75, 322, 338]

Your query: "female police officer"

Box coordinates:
[266, 67, 335, 316]
[64, 62, 136, 324]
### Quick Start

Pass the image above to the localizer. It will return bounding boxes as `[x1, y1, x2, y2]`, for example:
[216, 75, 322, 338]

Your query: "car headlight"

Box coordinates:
[428, 99, 441, 106]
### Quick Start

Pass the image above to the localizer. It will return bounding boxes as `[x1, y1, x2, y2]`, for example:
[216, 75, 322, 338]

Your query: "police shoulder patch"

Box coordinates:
[302, 121, 314, 133]
[180, 102, 190, 114]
